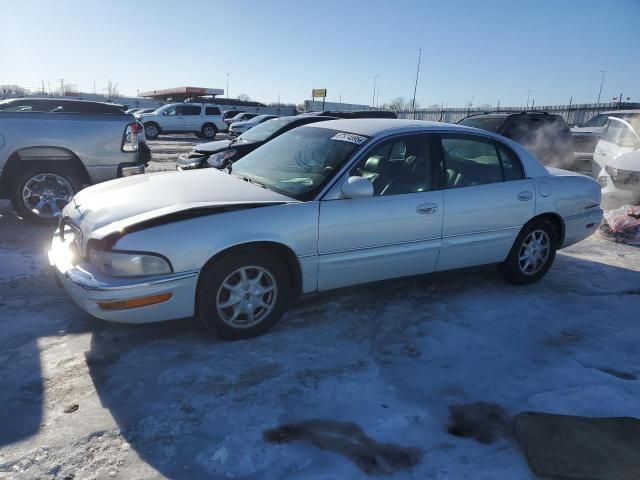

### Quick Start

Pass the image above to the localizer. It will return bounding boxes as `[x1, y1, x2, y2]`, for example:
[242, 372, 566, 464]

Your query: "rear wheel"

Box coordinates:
[500, 219, 557, 285]
[201, 123, 217, 139]
[196, 248, 291, 340]
[10, 164, 81, 225]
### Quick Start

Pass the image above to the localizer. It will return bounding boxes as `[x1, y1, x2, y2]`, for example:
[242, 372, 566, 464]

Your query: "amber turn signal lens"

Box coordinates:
[97, 293, 172, 310]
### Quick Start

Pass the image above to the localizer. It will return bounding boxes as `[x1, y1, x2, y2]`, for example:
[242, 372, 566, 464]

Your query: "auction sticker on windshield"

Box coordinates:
[331, 132, 368, 145]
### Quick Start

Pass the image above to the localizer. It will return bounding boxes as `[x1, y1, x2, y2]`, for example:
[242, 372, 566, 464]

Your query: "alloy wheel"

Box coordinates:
[216, 266, 278, 328]
[518, 229, 551, 275]
[21, 173, 74, 219]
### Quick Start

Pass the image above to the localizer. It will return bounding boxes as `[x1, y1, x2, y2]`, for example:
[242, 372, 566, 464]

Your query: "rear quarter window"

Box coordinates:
[206, 107, 221, 115]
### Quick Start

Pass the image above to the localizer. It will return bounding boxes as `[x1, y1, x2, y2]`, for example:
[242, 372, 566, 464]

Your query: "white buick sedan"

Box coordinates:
[50, 119, 602, 339]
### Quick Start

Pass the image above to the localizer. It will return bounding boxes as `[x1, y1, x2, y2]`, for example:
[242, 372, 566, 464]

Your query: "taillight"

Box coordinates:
[122, 122, 142, 152]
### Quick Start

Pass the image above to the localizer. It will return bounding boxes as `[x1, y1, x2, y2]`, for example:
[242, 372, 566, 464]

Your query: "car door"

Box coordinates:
[593, 117, 640, 174]
[160, 105, 184, 132]
[182, 105, 202, 130]
[317, 133, 443, 290]
[435, 133, 534, 271]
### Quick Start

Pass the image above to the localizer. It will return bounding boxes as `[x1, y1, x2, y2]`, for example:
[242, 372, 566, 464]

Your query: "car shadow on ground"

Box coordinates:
[79, 252, 640, 478]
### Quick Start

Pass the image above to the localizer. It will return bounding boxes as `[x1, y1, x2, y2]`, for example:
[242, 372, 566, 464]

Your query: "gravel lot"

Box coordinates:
[1, 135, 639, 479]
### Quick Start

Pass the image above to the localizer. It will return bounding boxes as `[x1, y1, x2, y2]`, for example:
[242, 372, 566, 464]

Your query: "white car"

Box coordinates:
[50, 119, 602, 340]
[137, 103, 227, 140]
[594, 116, 640, 203]
[229, 114, 278, 136]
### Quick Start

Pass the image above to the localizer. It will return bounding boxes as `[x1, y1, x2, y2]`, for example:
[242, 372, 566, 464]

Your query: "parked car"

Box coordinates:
[594, 117, 640, 203]
[137, 103, 226, 140]
[592, 113, 640, 175]
[571, 110, 640, 170]
[302, 110, 397, 119]
[50, 119, 601, 340]
[225, 112, 258, 127]
[0, 97, 126, 114]
[228, 114, 278, 136]
[177, 115, 339, 170]
[0, 100, 149, 224]
[459, 112, 576, 171]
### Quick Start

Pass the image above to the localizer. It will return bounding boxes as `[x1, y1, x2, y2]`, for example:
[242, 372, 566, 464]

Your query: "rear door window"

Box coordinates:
[182, 105, 201, 115]
[205, 106, 221, 115]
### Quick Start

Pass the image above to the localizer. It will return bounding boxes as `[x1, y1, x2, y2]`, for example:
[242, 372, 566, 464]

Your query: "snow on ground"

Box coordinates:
[1, 136, 639, 479]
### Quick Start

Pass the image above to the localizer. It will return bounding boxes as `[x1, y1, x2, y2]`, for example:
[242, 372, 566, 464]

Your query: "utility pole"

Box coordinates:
[526, 90, 531, 109]
[411, 48, 422, 115]
[41, 80, 45, 94]
[376, 86, 380, 108]
[93, 81, 96, 95]
[372, 75, 378, 108]
[59, 78, 64, 96]
[226, 73, 229, 98]
[597, 70, 605, 104]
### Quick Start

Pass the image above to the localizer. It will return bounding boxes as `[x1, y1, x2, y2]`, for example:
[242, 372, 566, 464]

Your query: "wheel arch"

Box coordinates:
[198, 241, 303, 297]
[0, 146, 91, 196]
[526, 212, 565, 246]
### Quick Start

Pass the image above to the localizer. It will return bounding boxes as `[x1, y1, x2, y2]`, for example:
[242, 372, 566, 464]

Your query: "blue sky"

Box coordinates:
[1, 0, 638, 107]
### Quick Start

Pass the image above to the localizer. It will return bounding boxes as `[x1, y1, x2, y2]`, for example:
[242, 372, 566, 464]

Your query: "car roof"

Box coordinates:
[600, 110, 640, 115]
[307, 118, 480, 136]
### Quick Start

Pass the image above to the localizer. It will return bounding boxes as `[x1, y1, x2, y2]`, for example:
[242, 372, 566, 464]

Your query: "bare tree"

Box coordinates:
[477, 103, 492, 111]
[427, 103, 441, 110]
[237, 93, 251, 102]
[383, 97, 418, 110]
[0, 84, 28, 96]
[103, 80, 120, 98]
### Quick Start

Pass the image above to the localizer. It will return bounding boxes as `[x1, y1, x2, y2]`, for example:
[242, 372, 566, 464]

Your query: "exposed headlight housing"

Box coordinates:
[207, 150, 237, 168]
[89, 249, 172, 277]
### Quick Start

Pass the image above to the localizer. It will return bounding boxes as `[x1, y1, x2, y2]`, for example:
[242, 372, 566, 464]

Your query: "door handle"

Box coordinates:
[416, 203, 438, 214]
[517, 191, 533, 201]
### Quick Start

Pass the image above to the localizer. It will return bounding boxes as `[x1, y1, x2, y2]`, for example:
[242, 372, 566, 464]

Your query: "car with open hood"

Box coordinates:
[50, 119, 602, 340]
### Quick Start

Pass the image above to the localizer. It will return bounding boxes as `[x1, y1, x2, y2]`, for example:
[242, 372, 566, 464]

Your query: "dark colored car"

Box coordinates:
[177, 115, 336, 170]
[458, 112, 575, 170]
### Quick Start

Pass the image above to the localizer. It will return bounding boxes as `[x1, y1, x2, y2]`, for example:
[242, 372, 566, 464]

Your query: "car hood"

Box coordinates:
[607, 149, 640, 171]
[64, 169, 296, 242]
[195, 139, 233, 153]
[230, 121, 255, 127]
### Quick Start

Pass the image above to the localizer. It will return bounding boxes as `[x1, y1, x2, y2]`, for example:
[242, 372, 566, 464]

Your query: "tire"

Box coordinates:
[144, 122, 160, 139]
[196, 248, 291, 340]
[500, 219, 558, 285]
[201, 123, 217, 140]
[10, 164, 82, 225]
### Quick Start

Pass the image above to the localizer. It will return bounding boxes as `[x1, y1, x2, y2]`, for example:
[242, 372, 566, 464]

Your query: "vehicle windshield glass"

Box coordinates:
[581, 114, 612, 128]
[602, 118, 640, 147]
[459, 116, 507, 132]
[231, 126, 367, 200]
[237, 117, 297, 143]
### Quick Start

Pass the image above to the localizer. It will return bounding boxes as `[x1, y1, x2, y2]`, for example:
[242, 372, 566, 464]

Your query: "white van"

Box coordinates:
[137, 103, 227, 140]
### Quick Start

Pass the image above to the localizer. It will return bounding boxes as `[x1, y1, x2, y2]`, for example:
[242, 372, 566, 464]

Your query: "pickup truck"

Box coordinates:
[0, 98, 149, 224]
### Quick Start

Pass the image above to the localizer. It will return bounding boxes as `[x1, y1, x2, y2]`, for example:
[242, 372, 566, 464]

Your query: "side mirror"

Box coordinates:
[340, 176, 374, 199]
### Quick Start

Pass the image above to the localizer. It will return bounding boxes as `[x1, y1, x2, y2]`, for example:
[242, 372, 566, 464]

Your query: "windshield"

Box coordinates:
[237, 117, 297, 143]
[602, 117, 640, 147]
[459, 116, 507, 132]
[231, 126, 368, 201]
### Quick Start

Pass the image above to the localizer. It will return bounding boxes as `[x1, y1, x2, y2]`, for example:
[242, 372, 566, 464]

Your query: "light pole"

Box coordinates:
[597, 70, 605, 104]
[526, 90, 531, 109]
[372, 75, 378, 108]
[411, 48, 422, 114]
[376, 86, 380, 108]
[226, 73, 229, 98]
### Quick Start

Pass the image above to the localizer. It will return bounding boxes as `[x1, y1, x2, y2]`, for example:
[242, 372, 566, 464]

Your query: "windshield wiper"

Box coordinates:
[236, 174, 267, 189]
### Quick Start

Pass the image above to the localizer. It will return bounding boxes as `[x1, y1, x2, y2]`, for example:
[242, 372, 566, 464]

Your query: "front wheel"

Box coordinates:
[196, 248, 291, 340]
[500, 219, 557, 285]
[10, 165, 81, 225]
[144, 122, 160, 139]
